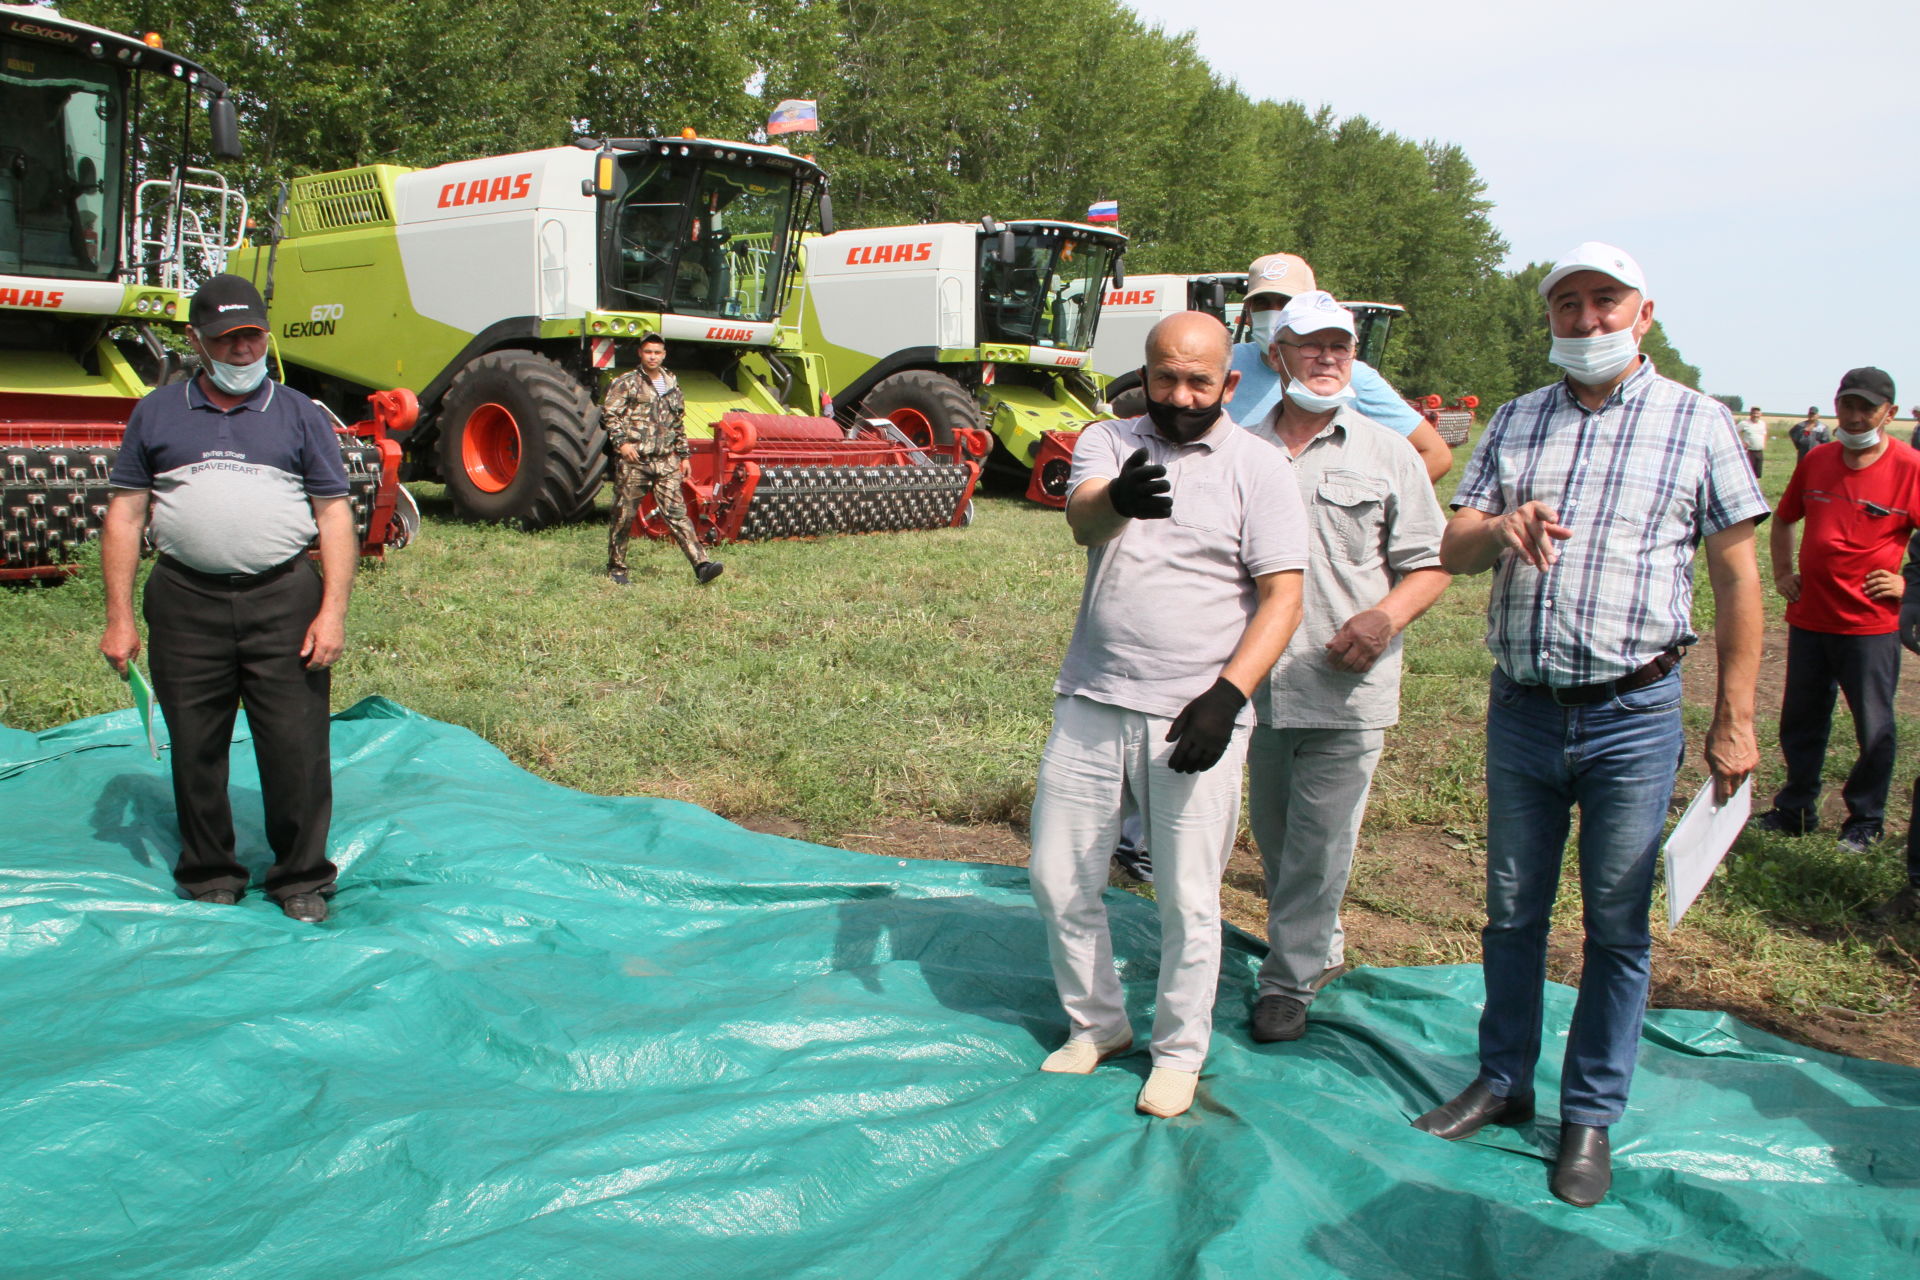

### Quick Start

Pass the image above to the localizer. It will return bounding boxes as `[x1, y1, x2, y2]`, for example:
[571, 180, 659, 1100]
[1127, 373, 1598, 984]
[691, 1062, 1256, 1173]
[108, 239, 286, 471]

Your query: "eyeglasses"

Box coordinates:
[1277, 339, 1355, 361]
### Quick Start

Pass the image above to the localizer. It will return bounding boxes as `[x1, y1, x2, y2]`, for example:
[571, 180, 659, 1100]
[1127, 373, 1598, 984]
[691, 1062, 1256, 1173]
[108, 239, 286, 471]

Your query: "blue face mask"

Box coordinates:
[203, 354, 268, 396]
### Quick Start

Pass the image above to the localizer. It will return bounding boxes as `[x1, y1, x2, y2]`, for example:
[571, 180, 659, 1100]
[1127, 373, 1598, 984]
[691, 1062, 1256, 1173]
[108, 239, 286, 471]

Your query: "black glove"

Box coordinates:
[1166, 677, 1247, 774]
[1107, 447, 1171, 520]
[1902, 598, 1920, 657]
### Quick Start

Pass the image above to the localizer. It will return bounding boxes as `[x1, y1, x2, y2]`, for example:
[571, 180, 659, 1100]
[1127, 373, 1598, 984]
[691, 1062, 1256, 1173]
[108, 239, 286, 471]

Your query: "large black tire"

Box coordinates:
[436, 350, 605, 528]
[1107, 385, 1148, 418]
[859, 369, 984, 454]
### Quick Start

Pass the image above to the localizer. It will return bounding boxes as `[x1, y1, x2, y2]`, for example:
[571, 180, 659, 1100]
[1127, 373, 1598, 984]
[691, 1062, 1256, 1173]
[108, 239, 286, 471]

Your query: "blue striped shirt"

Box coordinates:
[1451, 361, 1769, 686]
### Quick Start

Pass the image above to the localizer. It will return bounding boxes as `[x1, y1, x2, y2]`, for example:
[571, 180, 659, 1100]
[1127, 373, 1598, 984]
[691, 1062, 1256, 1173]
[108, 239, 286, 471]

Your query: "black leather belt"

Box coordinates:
[157, 553, 306, 589]
[1518, 649, 1683, 707]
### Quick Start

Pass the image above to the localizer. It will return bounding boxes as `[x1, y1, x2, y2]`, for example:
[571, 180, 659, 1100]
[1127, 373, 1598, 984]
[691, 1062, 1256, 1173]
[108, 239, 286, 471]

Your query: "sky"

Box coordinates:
[1123, 0, 1919, 416]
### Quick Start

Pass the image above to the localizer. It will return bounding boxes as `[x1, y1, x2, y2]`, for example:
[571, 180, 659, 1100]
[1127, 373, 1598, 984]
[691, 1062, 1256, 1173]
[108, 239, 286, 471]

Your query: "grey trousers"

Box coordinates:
[1247, 725, 1384, 1001]
[1030, 695, 1249, 1069]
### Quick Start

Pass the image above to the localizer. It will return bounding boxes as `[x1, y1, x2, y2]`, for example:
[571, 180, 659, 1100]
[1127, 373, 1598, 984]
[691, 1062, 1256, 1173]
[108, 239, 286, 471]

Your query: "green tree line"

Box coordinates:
[65, 0, 1701, 408]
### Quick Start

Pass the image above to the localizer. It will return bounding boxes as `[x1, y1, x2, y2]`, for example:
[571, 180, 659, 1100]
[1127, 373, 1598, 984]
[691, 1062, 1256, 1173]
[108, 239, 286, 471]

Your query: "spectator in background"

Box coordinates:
[1909, 406, 1920, 448]
[1232, 254, 1454, 483]
[1882, 533, 1920, 922]
[1754, 368, 1920, 853]
[1790, 405, 1830, 460]
[1740, 406, 1768, 476]
[1417, 242, 1767, 1208]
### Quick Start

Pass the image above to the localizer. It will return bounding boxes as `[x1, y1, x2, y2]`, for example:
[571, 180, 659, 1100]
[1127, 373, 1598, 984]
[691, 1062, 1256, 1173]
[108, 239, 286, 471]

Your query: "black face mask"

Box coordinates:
[1139, 369, 1226, 444]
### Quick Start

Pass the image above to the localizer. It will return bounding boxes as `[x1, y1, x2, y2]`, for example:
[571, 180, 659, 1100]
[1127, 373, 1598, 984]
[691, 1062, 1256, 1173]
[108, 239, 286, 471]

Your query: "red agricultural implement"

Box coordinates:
[1415, 393, 1480, 447]
[632, 415, 988, 544]
[0, 387, 417, 584]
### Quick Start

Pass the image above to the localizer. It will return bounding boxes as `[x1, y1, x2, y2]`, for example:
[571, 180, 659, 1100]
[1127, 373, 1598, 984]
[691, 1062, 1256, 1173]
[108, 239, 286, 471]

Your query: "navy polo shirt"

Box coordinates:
[110, 376, 351, 575]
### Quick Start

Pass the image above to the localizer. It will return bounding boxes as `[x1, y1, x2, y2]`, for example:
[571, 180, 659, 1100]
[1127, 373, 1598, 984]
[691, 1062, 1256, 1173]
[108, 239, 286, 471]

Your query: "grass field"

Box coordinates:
[3, 420, 1917, 1066]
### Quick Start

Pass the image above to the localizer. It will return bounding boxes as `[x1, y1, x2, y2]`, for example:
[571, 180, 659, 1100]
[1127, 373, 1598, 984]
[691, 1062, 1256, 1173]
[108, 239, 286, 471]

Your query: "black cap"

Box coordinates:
[1836, 366, 1896, 407]
[188, 273, 269, 336]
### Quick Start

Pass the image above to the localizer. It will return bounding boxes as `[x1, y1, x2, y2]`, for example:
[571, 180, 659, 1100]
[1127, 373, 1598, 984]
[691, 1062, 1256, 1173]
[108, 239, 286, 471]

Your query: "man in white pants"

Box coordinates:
[1029, 312, 1307, 1118]
[1240, 291, 1451, 1044]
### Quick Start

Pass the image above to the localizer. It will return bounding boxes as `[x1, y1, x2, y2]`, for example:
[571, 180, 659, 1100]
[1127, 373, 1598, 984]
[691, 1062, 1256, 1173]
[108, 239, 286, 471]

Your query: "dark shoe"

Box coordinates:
[1869, 885, 1920, 923]
[694, 560, 724, 585]
[1838, 820, 1884, 855]
[607, 567, 631, 586]
[1112, 844, 1153, 882]
[1412, 1080, 1535, 1140]
[280, 892, 328, 923]
[1550, 1122, 1612, 1207]
[1251, 994, 1308, 1043]
[1753, 807, 1818, 837]
[1310, 962, 1349, 993]
[191, 888, 239, 906]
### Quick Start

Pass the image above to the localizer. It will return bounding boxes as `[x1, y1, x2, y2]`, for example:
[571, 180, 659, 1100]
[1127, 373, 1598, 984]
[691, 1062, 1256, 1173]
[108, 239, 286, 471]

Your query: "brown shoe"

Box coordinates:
[280, 892, 329, 924]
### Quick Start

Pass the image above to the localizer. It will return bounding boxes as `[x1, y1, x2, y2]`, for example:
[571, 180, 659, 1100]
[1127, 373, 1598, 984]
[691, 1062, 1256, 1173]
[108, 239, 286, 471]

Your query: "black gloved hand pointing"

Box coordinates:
[1107, 447, 1171, 520]
[1166, 676, 1247, 773]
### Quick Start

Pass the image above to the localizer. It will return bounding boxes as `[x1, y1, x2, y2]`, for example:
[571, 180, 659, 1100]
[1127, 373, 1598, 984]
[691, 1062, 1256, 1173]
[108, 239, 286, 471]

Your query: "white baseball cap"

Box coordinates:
[1275, 290, 1355, 339]
[1538, 241, 1647, 298]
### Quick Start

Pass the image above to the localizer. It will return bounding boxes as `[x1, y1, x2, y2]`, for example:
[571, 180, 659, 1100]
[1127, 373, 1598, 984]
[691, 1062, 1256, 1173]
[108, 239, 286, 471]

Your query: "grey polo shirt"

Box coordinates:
[1246, 404, 1446, 730]
[110, 377, 350, 575]
[1054, 414, 1308, 723]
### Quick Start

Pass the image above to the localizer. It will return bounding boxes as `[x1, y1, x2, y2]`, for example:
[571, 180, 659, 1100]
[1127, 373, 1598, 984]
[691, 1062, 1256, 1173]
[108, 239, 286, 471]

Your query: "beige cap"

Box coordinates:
[1245, 253, 1316, 303]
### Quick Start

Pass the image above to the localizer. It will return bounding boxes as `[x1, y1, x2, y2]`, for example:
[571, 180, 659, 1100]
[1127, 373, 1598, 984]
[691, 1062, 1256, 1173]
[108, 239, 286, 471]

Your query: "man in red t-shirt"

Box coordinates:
[1756, 367, 1917, 851]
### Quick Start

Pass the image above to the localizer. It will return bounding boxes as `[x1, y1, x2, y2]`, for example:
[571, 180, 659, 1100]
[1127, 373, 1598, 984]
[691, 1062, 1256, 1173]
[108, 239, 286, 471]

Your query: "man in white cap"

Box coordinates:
[1418, 243, 1768, 1207]
[1029, 312, 1307, 1120]
[1233, 253, 1453, 482]
[1240, 291, 1451, 1044]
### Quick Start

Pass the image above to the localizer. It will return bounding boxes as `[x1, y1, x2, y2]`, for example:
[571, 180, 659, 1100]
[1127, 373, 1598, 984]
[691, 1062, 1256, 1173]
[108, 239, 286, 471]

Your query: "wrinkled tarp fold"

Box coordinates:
[0, 697, 1914, 1279]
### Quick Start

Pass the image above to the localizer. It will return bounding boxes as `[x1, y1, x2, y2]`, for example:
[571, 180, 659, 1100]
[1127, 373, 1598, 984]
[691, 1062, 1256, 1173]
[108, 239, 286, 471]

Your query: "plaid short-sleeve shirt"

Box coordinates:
[1451, 360, 1770, 687]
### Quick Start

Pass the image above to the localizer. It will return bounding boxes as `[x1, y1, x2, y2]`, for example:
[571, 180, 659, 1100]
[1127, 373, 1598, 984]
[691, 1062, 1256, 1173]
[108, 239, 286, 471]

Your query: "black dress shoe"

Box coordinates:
[1412, 1080, 1535, 1140]
[1250, 994, 1307, 1043]
[280, 892, 329, 923]
[1550, 1122, 1611, 1207]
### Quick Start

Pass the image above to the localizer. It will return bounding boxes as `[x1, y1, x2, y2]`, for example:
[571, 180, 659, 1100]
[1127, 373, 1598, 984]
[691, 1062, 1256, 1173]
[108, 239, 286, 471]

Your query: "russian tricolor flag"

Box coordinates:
[767, 99, 820, 135]
[1086, 200, 1118, 224]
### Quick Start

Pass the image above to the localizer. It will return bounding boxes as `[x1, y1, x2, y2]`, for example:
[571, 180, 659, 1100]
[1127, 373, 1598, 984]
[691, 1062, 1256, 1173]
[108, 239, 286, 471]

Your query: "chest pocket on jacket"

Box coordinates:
[1314, 470, 1388, 563]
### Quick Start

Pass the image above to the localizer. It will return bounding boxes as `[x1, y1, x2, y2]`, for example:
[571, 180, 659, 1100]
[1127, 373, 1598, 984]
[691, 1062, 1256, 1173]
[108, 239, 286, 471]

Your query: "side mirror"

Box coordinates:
[1111, 255, 1125, 289]
[818, 190, 835, 235]
[980, 215, 1001, 237]
[998, 228, 1015, 264]
[1206, 280, 1224, 311]
[591, 147, 617, 198]
[209, 96, 242, 160]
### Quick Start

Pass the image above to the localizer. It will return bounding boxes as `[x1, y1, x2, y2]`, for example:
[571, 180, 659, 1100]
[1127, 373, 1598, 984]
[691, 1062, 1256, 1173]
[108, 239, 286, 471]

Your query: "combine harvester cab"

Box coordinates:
[237, 137, 979, 540]
[798, 216, 1125, 508]
[0, 4, 402, 580]
[1342, 301, 1479, 445]
[1089, 271, 1246, 414]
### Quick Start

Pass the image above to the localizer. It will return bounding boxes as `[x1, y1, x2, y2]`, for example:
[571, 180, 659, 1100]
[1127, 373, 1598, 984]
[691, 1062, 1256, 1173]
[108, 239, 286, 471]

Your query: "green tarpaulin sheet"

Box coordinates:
[1, 698, 1915, 1279]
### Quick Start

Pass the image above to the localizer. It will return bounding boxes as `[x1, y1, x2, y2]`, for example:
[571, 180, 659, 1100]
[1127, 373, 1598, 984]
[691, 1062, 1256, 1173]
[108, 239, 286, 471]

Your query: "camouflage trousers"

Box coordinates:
[608, 456, 706, 571]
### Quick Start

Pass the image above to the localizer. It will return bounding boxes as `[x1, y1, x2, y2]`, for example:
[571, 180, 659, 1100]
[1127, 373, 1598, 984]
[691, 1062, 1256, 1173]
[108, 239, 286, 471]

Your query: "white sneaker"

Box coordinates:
[1136, 1067, 1200, 1117]
[1039, 1029, 1134, 1074]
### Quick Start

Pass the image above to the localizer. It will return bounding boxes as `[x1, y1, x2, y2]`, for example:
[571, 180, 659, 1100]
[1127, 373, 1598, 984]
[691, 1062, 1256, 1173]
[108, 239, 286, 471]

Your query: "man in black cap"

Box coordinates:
[97, 274, 357, 923]
[1755, 368, 1920, 855]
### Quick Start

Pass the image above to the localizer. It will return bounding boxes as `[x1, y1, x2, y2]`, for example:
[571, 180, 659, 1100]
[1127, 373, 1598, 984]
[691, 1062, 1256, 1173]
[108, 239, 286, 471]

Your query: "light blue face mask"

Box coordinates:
[203, 354, 269, 396]
[1277, 342, 1356, 413]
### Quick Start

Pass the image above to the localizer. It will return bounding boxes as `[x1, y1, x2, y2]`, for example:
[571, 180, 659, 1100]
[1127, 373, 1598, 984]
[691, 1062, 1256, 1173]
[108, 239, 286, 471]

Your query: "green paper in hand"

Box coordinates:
[126, 665, 162, 760]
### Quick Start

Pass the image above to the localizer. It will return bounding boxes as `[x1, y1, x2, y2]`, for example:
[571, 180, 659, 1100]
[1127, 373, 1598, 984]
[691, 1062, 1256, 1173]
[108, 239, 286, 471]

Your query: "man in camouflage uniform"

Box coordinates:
[605, 333, 724, 585]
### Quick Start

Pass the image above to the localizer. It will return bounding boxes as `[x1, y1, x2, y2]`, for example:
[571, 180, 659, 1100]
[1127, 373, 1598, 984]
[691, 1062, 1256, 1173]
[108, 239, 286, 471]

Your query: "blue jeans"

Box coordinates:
[1478, 667, 1684, 1127]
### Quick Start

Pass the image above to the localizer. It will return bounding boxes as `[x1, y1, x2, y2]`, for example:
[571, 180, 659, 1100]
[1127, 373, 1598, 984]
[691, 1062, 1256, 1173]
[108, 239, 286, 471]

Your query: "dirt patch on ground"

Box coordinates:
[748, 781, 1920, 1070]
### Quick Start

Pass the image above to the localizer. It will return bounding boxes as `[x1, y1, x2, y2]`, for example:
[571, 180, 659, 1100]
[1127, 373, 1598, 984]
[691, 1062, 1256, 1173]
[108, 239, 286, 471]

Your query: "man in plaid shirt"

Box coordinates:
[1413, 243, 1769, 1208]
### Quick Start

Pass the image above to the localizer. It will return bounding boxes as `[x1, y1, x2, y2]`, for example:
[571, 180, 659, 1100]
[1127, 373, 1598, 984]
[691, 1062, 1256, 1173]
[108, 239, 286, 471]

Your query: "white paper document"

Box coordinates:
[1662, 777, 1751, 929]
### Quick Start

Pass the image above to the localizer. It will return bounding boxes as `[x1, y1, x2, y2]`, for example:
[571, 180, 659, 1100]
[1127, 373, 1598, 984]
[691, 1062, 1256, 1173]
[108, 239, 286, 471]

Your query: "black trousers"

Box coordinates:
[1772, 625, 1901, 826]
[143, 557, 338, 899]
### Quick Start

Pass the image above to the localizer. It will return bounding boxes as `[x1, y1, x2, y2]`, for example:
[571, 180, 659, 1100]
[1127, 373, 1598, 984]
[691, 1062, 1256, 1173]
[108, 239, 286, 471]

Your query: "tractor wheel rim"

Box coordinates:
[886, 406, 935, 448]
[462, 402, 521, 493]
